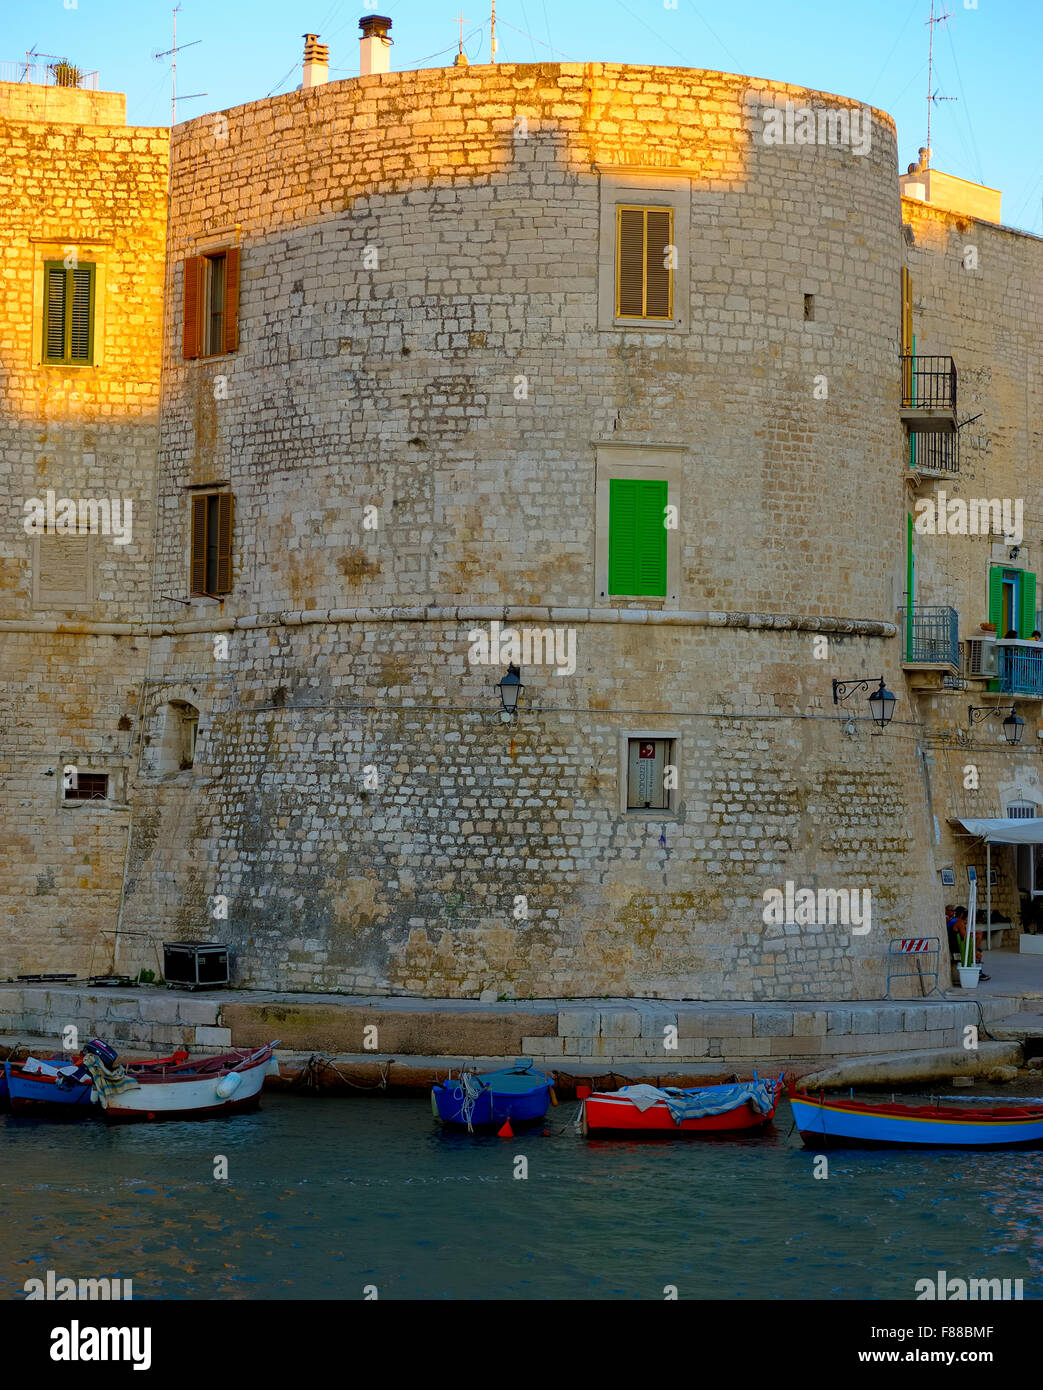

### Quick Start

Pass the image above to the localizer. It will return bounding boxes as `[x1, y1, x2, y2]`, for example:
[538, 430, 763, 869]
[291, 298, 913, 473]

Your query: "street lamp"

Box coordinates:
[497, 663, 523, 716]
[968, 703, 1024, 746]
[832, 676, 898, 728]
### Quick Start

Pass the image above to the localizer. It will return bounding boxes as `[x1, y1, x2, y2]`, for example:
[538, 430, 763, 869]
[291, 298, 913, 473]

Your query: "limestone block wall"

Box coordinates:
[900, 202, 1043, 925]
[123, 63, 941, 1000]
[0, 86, 167, 977]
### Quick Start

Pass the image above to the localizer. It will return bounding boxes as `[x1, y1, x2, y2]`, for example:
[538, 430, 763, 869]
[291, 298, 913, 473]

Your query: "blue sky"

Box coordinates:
[3, 0, 1041, 233]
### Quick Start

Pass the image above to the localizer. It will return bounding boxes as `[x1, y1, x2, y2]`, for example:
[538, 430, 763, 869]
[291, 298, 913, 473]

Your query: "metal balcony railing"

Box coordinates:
[905, 605, 959, 666]
[0, 58, 99, 89]
[909, 430, 959, 474]
[998, 642, 1043, 697]
[900, 354, 957, 412]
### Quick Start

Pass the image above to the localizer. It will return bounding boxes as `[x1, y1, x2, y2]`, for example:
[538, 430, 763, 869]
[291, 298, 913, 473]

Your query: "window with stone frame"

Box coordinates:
[624, 736, 675, 811]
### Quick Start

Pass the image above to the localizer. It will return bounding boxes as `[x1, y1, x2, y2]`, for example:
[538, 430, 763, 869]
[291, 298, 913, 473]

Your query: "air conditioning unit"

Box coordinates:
[965, 638, 998, 677]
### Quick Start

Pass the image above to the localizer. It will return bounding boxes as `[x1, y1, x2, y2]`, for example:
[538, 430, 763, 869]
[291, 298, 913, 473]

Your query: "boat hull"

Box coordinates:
[584, 1080, 782, 1137]
[97, 1045, 273, 1122]
[5, 1062, 92, 1114]
[432, 1066, 553, 1129]
[790, 1094, 1043, 1149]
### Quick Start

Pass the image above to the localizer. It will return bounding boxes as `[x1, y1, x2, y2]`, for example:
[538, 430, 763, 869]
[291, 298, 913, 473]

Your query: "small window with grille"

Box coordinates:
[63, 772, 109, 801]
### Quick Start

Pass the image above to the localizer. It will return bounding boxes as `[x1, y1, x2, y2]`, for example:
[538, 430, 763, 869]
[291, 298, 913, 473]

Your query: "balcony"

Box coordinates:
[903, 605, 959, 689]
[900, 354, 958, 433]
[997, 641, 1043, 699]
[907, 429, 959, 478]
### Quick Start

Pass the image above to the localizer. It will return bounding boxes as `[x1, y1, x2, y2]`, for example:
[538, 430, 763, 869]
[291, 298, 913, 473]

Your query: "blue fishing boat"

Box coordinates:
[790, 1089, 1043, 1149]
[432, 1058, 554, 1131]
[5, 1056, 92, 1113]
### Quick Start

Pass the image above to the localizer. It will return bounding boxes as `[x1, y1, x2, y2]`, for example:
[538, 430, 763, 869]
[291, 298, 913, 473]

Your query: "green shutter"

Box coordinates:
[43, 265, 67, 362]
[988, 565, 1004, 630]
[42, 261, 94, 364]
[1019, 571, 1037, 638]
[608, 480, 638, 595]
[608, 478, 667, 597]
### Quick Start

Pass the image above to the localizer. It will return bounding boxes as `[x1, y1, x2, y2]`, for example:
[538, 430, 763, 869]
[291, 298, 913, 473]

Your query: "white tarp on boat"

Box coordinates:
[950, 817, 1043, 845]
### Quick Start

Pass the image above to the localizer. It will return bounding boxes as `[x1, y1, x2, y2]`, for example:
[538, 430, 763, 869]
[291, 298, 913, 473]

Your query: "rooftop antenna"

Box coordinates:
[924, 0, 957, 161]
[491, 0, 497, 62]
[152, 5, 206, 129]
[22, 46, 39, 82]
[453, 12, 471, 66]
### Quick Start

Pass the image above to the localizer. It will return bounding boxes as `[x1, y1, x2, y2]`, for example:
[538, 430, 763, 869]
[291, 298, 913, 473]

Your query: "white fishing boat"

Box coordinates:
[83, 1041, 280, 1122]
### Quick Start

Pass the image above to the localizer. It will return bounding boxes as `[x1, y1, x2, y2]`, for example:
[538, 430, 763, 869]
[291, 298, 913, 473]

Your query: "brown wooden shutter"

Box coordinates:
[617, 209, 645, 317]
[182, 256, 204, 359]
[215, 492, 233, 595]
[644, 210, 672, 319]
[222, 247, 240, 354]
[190, 494, 207, 594]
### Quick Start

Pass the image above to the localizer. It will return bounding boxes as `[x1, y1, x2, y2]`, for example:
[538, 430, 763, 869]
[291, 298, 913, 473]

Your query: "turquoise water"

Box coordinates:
[1, 1093, 1041, 1300]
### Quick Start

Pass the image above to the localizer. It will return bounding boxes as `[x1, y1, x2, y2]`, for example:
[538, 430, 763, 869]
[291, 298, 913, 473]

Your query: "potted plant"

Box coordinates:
[957, 913, 981, 987]
[50, 60, 81, 88]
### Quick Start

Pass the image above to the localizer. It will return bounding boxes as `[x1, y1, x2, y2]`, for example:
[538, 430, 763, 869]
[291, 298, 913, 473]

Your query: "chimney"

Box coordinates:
[359, 14, 392, 76]
[302, 33, 329, 88]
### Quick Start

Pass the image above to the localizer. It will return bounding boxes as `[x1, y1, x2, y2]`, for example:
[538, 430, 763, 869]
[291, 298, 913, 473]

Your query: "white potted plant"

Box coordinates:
[957, 912, 981, 988]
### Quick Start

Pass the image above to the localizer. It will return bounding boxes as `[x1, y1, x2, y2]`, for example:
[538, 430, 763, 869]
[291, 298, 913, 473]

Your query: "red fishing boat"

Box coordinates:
[581, 1073, 784, 1137]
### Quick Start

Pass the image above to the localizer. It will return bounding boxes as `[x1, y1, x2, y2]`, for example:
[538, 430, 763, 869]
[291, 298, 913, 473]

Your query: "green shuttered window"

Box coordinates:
[608, 478, 668, 597]
[616, 206, 673, 320]
[42, 261, 95, 365]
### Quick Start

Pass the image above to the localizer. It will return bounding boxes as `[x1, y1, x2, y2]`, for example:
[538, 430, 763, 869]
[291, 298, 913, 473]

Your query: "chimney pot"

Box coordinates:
[359, 14, 393, 76]
[302, 32, 330, 89]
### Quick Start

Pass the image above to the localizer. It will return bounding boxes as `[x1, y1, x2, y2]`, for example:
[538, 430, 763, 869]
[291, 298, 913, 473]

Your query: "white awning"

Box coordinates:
[950, 817, 1043, 845]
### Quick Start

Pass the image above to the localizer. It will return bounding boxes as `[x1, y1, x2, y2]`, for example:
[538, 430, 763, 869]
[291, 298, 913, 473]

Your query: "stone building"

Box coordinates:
[0, 76, 167, 978]
[2, 32, 1040, 1000]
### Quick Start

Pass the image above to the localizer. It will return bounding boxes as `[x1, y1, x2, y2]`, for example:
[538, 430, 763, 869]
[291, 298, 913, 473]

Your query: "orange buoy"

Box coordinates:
[497, 1119, 513, 1138]
[549, 1088, 558, 1106]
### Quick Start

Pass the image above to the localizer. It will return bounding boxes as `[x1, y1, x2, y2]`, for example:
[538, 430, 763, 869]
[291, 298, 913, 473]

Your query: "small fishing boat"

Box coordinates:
[85, 1041, 280, 1122]
[432, 1058, 554, 1131]
[789, 1089, 1043, 1149]
[581, 1073, 784, 1137]
[5, 1042, 190, 1115]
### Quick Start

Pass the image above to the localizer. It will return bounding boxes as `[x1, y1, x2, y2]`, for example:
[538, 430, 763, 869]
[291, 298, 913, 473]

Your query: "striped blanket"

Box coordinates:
[81, 1051, 140, 1102]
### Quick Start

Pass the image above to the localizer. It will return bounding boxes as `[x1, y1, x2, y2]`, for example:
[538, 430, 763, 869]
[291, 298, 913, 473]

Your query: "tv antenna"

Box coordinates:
[924, 0, 957, 157]
[152, 5, 206, 129]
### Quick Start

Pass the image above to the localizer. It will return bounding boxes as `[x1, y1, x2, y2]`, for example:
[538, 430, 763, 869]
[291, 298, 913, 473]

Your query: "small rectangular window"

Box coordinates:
[183, 248, 240, 358]
[626, 738, 672, 811]
[804, 293, 815, 321]
[615, 206, 673, 320]
[608, 478, 667, 597]
[64, 772, 108, 801]
[189, 491, 234, 597]
[42, 261, 95, 365]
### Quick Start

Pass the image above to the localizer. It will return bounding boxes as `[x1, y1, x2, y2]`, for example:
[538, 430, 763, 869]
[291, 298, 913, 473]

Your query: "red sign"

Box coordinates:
[638, 742, 656, 759]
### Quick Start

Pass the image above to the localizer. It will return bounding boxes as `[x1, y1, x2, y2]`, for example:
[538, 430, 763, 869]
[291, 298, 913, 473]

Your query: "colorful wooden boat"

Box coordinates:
[87, 1041, 279, 1122]
[789, 1090, 1043, 1149]
[582, 1073, 784, 1137]
[432, 1058, 554, 1130]
[5, 1044, 191, 1115]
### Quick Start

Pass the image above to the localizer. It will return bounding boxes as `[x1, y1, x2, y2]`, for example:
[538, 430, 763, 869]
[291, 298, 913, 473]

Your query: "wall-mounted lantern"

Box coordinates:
[832, 676, 897, 729]
[968, 703, 1024, 746]
[497, 663, 523, 716]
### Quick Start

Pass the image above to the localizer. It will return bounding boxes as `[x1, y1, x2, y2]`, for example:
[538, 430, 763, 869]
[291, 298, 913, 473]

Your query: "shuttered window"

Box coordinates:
[615, 207, 673, 320]
[608, 478, 668, 597]
[189, 492, 234, 597]
[183, 248, 240, 358]
[42, 261, 95, 364]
